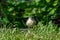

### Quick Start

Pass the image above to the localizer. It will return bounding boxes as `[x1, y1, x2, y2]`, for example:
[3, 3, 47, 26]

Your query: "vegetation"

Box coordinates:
[0, 0, 60, 28]
[0, 0, 60, 40]
[0, 22, 60, 40]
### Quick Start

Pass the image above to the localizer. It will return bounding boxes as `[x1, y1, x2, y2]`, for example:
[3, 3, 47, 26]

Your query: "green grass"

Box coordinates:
[0, 21, 60, 40]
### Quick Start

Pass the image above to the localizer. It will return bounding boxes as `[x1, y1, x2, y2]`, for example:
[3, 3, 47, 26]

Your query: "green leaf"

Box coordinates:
[49, 8, 56, 15]
[47, 8, 52, 11]
[23, 13, 32, 18]
[46, 0, 50, 3]
[53, 0, 58, 6]
[8, 7, 14, 12]
[35, 0, 40, 3]
[3, 18, 8, 24]
[21, 0, 25, 2]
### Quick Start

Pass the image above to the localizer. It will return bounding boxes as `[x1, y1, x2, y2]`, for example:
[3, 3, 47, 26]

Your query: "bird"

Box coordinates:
[26, 16, 37, 28]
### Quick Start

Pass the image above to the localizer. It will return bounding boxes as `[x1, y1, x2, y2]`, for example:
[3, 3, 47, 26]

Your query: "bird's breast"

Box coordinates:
[26, 18, 36, 27]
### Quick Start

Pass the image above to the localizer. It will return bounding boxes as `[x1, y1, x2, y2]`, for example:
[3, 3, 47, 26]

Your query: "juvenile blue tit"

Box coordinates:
[26, 16, 36, 27]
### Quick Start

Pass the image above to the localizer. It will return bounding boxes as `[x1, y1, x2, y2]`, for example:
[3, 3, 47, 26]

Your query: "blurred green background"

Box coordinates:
[0, 0, 60, 28]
